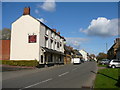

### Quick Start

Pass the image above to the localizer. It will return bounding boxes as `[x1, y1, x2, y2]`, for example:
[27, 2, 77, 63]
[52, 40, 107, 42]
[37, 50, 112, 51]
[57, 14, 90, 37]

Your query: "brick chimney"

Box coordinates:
[114, 38, 120, 44]
[52, 29, 56, 32]
[23, 7, 30, 15]
[57, 32, 60, 35]
[62, 36, 64, 39]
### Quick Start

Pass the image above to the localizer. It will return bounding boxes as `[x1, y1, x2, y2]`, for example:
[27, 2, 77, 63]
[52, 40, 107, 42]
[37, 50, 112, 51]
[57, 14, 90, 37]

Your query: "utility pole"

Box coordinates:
[106, 43, 108, 54]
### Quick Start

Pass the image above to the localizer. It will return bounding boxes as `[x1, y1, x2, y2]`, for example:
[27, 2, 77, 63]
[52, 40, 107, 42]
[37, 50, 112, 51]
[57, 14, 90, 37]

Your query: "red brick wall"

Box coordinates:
[0, 40, 10, 60]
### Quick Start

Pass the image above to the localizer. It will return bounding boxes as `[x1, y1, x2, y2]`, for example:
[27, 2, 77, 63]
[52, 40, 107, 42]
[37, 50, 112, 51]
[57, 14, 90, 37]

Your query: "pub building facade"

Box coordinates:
[10, 7, 66, 65]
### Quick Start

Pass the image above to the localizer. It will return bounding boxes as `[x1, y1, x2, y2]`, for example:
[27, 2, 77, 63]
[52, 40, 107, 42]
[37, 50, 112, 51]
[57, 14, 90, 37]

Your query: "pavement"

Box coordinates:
[2, 61, 97, 89]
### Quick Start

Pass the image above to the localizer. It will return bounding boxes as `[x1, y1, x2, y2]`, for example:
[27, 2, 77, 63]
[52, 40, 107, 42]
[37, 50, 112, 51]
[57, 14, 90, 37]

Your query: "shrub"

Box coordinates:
[2, 60, 39, 67]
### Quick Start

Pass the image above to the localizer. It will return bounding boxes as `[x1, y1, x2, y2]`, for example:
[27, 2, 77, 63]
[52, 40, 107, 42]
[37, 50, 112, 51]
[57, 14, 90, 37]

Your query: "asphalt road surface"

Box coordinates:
[2, 62, 97, 89]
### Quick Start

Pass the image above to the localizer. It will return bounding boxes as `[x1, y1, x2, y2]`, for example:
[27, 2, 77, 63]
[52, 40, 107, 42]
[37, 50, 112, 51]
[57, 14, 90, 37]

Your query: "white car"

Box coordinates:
[73, 58, 81, 64]
[108, 59, 120, 68]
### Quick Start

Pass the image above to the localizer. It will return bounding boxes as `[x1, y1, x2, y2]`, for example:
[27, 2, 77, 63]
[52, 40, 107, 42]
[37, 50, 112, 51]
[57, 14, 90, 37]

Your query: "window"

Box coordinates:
[41, 55, 43, 63]
[52, 32, 54, 38]
[51, 39, 53, 49]
[57, 42, 59, 48]
[48, 54, 52, 62]
[28, 35, 37, 43]
[113, 60, 120, 63]
[46, 29, 49, 35]
[45, 39, 48, 47]
[60, 42, 62, 47]
[55, 39, 57, 44]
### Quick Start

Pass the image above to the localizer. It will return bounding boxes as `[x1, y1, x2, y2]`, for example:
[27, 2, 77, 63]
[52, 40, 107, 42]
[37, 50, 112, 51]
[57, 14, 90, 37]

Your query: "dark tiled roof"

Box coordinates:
[29, 15, 66, 41]
[42, 47, 65, 56]
[73, 49, 82, 56]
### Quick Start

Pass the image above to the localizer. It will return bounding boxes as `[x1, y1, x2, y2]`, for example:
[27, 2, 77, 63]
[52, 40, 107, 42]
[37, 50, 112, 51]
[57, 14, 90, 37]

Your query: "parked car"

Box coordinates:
[99, 59, 110, 65]
[81, 59, 84, 63]
[108, 59, 120, 68]
[73, 58, 81, 64]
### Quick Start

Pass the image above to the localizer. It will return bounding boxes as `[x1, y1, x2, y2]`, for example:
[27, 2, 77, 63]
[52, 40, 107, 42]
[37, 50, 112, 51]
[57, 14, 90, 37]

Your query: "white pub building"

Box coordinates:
[10, 7, 66, 65]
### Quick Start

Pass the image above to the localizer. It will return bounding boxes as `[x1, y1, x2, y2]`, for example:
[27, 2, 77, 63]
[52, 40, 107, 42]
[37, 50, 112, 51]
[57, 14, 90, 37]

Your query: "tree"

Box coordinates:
[89, 54, 96, 60]
[96, 52, 107, 61]
[0, 28, 11, 40]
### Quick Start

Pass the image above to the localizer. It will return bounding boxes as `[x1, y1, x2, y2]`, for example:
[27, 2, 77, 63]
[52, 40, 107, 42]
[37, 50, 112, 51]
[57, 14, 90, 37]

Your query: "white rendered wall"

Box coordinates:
[39, 24, 45, 47]
[79, 50, 88, 61]
[48, 28, 51, 49]
[10, 15, 40, 61]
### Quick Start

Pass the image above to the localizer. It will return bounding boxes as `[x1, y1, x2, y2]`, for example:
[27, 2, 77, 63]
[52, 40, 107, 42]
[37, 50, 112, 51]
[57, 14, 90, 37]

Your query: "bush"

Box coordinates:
[2, 60, 39, 67]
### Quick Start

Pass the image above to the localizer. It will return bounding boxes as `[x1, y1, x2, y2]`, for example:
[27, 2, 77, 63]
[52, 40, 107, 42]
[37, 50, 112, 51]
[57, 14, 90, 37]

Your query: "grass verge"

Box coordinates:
[94, 68, 120, 88]
[2, 60, 39, 67]
[97, 64, 107, 67]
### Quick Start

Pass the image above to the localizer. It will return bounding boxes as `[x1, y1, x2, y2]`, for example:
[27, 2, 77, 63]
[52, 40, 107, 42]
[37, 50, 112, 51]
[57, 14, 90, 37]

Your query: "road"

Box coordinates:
[2, 62, 97, 89]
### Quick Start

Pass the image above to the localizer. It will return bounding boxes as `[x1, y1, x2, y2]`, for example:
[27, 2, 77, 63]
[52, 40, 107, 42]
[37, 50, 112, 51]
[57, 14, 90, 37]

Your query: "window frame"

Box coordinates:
[28, 35, 37, 43]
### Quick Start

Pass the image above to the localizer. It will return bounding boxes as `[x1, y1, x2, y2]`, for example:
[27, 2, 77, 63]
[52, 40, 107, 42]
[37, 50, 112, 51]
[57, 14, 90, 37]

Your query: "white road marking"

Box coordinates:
[72, 68, 77, 71]
[19, 78, 52, 90]
[58, 72, 69, 77]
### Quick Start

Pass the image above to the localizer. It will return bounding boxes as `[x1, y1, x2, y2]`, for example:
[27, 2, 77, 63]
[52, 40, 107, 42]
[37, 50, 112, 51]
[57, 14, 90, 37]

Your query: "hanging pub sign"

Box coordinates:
[28, 35, 37, 43]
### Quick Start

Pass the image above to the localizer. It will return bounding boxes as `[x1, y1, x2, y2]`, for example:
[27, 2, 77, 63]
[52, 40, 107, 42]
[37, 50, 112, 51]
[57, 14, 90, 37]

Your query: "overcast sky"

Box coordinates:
[2, 2, 119, 55]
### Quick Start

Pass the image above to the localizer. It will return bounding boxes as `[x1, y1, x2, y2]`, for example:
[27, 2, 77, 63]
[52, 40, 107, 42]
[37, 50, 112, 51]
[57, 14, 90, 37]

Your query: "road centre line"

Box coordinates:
[58, 72, 69, 77]
[19, 78, 52, 90]
[72, 68, 77, 71]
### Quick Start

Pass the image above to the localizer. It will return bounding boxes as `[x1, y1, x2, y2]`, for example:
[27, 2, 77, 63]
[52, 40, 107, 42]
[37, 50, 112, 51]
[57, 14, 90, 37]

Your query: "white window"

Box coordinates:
[46, 29, 49, 35]
[45, 37, 48, 48]
[46, 39, 48, 48]
[52, 32, 54, 38]
[51, 40, 53, 49]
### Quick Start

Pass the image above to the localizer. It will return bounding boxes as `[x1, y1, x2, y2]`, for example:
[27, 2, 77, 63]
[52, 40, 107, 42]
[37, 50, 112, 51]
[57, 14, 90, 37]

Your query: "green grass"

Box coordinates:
[0, 60, 2, 65]
[2, 60, 39, 67]
[94, 68, 120, 88]
[97, 64, 107, 67]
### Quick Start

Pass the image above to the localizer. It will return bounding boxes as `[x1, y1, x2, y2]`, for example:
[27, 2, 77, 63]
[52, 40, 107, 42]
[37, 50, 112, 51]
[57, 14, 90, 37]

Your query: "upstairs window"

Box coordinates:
[57, 42, 59, 48]
[28, 35, 37, 43]
[60, 42, 62, 47]
[45, 29, 49, 35]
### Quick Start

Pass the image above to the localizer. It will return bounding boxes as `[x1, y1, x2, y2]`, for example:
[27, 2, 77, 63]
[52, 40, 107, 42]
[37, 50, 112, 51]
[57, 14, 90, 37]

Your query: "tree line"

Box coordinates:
[0, 28, 11, 40]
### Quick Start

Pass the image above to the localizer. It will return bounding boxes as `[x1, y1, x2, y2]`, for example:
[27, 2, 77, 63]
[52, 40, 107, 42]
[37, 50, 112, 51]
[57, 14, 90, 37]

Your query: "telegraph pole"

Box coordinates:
[106, 43, 108, 53]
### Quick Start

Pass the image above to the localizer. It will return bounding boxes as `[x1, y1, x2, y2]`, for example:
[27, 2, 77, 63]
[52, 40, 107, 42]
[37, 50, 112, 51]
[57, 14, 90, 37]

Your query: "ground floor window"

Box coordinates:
[60, 56, 62, 62]
[41, 55, 43, 63]
[48, 54, 53, 62]
[45, 54, 47, 64]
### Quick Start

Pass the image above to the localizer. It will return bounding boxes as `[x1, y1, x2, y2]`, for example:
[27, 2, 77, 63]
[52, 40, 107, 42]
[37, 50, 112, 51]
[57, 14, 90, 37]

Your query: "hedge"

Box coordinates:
[2, 60, 39, 67]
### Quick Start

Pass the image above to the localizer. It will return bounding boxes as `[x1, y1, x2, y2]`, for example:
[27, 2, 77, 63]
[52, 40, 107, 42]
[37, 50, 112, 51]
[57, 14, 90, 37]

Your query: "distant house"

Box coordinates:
[107, 38, 120, 60]
[116, 47, 120, 60]
[0, 40, 10, 60]
[64, 45, 73, 64]
[71, 49, 82, 63]
[79, 49, 89, 61]
[64, 46, 83, 64]
[72, 49, 82, 58]
[10, 7, 66, 65]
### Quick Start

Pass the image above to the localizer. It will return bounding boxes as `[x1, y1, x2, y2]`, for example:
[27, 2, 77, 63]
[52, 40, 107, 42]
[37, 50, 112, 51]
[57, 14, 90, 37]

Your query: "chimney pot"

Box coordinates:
[62, 36, 64, 39]
[57, 32, 60, 35]
[23, 7, 30, 15]
[52, 29, 56, 32]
